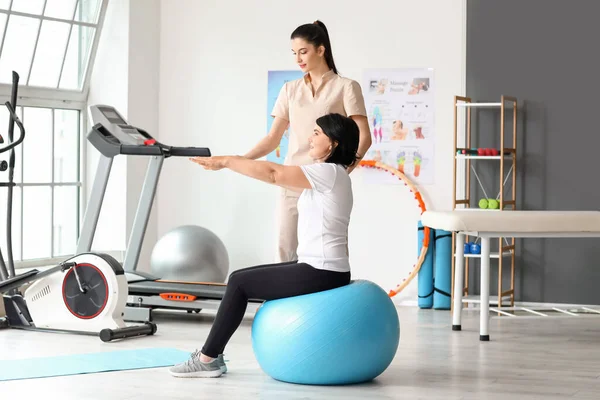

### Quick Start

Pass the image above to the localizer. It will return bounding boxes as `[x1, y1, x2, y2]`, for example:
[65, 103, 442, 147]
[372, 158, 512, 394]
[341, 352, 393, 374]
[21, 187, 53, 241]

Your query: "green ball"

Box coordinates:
[479, 198, 488, 209]
[488, 199, 499, 209]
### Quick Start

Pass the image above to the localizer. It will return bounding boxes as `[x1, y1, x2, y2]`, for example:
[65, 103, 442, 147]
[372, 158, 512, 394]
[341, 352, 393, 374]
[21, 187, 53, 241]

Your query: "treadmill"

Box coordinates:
[78, 105, 262, 322]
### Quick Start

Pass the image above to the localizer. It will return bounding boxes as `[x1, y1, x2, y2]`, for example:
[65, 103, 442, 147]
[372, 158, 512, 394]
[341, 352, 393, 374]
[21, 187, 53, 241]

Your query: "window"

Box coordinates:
[0, 105, 81, 261]
[0, 0, 103, 91]
[0, 0, 108, 267]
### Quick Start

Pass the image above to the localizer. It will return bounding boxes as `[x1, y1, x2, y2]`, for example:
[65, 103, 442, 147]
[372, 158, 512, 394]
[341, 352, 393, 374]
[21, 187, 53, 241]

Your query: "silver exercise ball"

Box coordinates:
[150, 225, 229, 283]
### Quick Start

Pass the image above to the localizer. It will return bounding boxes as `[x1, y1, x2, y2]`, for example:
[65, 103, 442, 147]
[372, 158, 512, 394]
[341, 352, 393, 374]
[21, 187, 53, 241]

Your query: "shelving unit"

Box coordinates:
[451, 95, 518, 310]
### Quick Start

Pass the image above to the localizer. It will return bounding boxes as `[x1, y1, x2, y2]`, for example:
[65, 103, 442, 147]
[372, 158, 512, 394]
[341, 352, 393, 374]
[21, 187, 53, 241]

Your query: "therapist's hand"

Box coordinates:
[347, 158, 362, 173]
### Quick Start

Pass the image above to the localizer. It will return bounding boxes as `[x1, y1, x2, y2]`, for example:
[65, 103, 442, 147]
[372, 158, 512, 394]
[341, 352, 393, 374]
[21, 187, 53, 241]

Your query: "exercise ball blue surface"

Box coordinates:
[251, 280, 400, 385]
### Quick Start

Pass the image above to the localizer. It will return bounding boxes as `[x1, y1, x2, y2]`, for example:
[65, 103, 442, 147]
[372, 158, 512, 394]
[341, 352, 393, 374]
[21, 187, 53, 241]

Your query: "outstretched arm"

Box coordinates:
[191, 156, 311, 190]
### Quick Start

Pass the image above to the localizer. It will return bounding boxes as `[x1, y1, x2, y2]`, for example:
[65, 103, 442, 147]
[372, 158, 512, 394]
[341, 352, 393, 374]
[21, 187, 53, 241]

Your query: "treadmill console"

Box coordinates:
[90, 105, 153, 146]
[87, 104, 211, 158]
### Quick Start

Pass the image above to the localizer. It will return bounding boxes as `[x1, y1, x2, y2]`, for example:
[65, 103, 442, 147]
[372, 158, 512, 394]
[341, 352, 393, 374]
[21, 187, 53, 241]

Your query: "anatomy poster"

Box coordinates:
[266, 70, 303, 164]
[361, 68, 435, 185]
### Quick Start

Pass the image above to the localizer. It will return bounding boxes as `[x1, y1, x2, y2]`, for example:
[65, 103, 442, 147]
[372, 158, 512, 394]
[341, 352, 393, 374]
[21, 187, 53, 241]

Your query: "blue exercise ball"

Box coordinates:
[251, 280, 400, 385]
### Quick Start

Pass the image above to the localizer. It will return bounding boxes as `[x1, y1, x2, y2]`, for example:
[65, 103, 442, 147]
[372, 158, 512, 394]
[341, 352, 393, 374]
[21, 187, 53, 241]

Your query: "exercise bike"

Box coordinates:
[0, 71, 156, 342]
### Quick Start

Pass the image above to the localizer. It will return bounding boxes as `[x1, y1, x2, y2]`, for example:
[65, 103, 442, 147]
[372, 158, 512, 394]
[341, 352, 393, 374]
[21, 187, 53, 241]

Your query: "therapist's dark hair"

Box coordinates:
[291, 20, 338, 74]
[317, 113, 359, 169]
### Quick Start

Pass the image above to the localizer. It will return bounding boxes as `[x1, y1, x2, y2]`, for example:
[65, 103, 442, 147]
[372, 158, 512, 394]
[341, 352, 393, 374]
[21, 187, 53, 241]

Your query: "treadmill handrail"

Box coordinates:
[161, 145, 211, 158]
[88, 124, 211, 158]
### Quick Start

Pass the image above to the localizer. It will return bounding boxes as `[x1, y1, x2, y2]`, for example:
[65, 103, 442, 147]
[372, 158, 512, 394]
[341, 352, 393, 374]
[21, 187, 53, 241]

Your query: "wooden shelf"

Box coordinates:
[455, 154, 514, 160]
[462, 295, 513, 306]
[455, 208, 502, 212]
[455, 102, 504, 108]
[452, 95, 518, 309]
[456, 251, 513, 259]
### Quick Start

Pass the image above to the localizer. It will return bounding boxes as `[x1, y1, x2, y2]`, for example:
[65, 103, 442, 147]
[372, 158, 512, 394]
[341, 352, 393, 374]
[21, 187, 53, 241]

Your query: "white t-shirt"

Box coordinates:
[296, 163, 353, 273]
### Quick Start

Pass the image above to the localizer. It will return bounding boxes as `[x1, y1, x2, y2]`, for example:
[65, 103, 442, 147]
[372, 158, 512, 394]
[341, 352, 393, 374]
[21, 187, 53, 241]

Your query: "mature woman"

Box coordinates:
[169, 113, 360, 378]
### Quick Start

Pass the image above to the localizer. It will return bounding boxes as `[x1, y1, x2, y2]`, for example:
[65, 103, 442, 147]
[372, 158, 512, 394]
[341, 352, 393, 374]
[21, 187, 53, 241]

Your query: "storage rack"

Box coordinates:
[452, 95, 518, 310]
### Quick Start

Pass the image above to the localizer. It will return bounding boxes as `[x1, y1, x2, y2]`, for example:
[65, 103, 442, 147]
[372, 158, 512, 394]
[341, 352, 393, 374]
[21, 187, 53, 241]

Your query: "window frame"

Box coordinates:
[0, 101, 88, 269]
[0, 0, 109, 268]
[0, 0, 109, 103]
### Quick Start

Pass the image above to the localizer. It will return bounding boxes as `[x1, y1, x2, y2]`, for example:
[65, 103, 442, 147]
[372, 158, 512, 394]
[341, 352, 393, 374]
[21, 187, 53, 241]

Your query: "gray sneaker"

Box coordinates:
[169, 349, 223, 378]
[218, 354, 227, 373]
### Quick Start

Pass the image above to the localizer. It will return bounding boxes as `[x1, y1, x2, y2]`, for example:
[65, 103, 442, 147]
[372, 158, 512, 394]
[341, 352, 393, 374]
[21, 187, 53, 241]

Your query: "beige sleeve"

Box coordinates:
[271, 82, 290, 121]
[343, 80, 367, 117]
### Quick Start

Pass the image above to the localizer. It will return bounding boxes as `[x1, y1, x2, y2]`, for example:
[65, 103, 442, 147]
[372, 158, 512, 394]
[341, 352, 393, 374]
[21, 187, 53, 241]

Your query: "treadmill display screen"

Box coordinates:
[103, 110, 126, 124]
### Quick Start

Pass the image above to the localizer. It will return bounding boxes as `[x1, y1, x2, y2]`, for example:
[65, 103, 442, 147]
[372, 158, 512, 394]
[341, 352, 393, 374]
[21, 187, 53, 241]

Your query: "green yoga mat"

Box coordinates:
[0, 347, 190, 381]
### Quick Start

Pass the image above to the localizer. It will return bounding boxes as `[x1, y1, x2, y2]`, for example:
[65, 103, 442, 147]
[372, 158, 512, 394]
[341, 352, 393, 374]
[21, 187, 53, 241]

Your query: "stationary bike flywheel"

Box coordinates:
[62, 263, 109, 319]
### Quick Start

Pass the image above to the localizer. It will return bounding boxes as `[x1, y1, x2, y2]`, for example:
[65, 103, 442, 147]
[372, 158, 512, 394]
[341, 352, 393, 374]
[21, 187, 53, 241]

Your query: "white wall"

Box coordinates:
[86, 0, 160, 272]
[125, 0, 161, 271]
[156, 0, 466, 304]
[86, 0, 129, 255]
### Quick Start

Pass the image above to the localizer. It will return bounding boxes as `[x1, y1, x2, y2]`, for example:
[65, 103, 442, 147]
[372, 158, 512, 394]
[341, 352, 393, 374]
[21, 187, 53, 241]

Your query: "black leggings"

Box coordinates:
[201, 261, 350, 358]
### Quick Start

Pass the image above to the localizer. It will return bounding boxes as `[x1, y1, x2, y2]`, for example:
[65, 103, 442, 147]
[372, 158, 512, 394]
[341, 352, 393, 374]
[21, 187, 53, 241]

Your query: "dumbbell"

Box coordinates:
[463, 241, 481, 254]
[476, 148, 500, 156]
[457, 149, 479, 155]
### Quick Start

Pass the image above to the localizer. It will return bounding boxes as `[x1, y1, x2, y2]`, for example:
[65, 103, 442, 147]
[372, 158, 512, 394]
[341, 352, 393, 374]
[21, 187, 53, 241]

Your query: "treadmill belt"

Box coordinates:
[128, 281, 227, 300]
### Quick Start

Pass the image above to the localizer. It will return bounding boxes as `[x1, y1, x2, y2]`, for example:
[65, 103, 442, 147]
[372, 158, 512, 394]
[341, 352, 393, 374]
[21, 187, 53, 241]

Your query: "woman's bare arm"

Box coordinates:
[243, 117, 289, 160]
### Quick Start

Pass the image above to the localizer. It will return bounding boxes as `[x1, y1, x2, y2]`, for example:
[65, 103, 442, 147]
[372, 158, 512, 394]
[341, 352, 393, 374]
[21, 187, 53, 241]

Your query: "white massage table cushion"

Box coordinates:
[421, 210, 600, 234]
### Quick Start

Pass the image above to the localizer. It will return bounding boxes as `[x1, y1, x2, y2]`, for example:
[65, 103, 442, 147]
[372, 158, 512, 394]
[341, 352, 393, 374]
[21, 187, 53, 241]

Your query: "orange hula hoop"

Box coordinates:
[358, 160, 430, 298]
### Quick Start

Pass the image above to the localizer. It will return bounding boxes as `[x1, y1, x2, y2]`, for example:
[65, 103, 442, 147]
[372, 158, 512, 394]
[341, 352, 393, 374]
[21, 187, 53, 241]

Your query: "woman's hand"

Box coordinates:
[189, 155, 231, 171]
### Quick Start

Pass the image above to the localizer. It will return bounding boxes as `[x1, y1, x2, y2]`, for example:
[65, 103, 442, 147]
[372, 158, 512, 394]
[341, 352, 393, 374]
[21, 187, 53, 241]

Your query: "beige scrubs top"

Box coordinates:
[271, 70, 368, 170]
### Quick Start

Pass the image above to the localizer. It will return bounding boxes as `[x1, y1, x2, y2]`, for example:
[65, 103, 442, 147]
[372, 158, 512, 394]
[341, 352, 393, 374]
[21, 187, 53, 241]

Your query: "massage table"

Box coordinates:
[421, 210, 600, 341]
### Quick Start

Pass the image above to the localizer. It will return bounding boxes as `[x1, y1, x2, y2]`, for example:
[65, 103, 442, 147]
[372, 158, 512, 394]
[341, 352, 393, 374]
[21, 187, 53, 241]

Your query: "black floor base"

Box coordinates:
[480, 334, 490, 341]
[452, 324, 461, 331]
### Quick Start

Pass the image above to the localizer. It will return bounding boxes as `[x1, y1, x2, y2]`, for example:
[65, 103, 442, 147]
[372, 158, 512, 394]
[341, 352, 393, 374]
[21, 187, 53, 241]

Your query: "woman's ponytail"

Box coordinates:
[291, 20, 339, 74]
